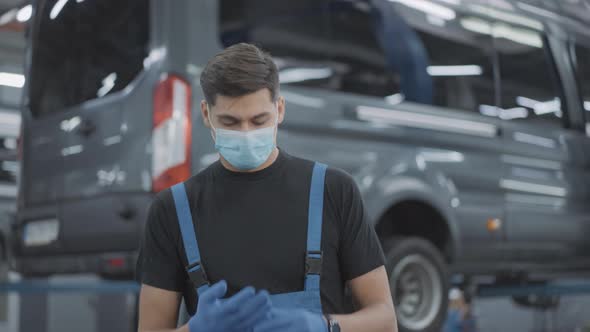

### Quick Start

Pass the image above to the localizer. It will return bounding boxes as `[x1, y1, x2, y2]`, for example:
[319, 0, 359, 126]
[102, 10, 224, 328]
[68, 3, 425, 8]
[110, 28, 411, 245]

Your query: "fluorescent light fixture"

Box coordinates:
[0, 112, 21, 128]
[500, 179, 567, 197]
[584, 101, 590, 111]
[17, 5, 32, 22]
[61, 144, 83, 157]
[501, 108, 529, 120]
[439, 0, 461, 5]
[143, 47, 167, 69]
[488, 0, 515, 10]
[279, 68, 333, 84]
[479, 105, 528, 120]
[385, 93, 405, 105]
[0, 72, 25, 88]
[0, 9, 17, 25]
[427, 15, 447, 27]
[460, 17, 492, 35]
[357, 105, 498, 137]
[469, 4, 543, 30]
[97, 73, 117, 97]
[492, 24, 543, 48]
[460, 18, 542, 48]
[427, 65, 482, 76]
[513, 132, 556, 149]
[515, 96, 537, 109]
[281, 91, 326, 109]
[419, 150, 465, 163]
[388, 0, 456, 20]
[516, 96, 561, 115]
[60, 116, 81, 132]
[501, 154, 562, 170]
[50, 0, 69, 20]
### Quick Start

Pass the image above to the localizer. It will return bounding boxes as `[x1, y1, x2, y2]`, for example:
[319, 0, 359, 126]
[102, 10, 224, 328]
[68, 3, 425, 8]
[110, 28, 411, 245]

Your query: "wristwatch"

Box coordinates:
[325, 314, 341, 332]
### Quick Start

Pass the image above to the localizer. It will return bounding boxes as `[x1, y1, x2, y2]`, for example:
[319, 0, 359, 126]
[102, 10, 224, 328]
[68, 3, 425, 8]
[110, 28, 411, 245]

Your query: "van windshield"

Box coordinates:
[28, 0, 149, 118]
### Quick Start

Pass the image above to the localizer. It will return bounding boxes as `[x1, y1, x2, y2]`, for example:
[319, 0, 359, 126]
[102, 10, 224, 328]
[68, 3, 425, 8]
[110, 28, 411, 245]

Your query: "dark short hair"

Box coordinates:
[200, 43, 279, 106]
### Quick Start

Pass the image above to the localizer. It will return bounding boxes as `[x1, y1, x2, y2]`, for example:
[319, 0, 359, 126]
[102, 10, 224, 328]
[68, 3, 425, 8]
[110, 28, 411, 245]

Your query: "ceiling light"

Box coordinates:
[0, 72, 25, 88]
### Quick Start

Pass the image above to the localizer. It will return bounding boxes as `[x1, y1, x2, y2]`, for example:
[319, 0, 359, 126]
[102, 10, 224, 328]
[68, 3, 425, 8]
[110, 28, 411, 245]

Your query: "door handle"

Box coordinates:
[76, 119, 96, 137]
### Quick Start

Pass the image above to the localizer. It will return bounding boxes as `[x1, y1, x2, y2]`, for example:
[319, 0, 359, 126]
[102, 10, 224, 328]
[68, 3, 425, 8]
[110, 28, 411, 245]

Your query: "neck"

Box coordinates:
[219, 147, 280, 173]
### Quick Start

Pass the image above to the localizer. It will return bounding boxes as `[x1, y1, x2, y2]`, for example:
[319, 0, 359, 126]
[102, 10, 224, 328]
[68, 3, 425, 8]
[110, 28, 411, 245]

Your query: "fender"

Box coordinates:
[366, 171, 462, 261]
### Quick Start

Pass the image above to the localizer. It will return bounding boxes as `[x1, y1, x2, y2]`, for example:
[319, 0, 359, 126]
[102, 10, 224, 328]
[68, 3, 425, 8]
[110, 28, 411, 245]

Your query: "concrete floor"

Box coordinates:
[474, 296, 590, 332]
[0, 274, 588, 332]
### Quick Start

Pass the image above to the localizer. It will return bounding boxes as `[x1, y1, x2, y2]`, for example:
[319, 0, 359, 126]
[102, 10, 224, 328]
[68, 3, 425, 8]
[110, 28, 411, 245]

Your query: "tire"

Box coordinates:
[383, 237, 449, 332]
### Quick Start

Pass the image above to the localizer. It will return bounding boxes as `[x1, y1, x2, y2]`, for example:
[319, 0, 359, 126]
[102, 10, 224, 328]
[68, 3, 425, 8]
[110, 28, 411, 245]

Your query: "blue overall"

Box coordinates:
[171, 162, 328, 315]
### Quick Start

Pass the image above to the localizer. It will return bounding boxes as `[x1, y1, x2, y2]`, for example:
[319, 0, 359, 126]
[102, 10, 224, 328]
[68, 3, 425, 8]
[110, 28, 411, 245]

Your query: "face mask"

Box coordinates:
[208, 106, 277, 171]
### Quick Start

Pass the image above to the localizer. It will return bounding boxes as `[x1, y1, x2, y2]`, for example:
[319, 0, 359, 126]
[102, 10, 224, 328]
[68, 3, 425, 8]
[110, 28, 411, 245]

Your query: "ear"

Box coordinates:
[277, 96, 286, 125]
[201, 100, 211, 128]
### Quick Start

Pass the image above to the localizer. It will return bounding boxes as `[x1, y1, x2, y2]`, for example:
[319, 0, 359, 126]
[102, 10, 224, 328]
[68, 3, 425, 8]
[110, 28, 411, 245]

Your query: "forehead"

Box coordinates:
[212, 89, 275, 117]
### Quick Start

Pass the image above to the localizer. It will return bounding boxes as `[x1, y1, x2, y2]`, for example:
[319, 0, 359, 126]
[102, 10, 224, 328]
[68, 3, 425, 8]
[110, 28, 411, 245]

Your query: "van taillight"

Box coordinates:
[152, 74, 192, 193]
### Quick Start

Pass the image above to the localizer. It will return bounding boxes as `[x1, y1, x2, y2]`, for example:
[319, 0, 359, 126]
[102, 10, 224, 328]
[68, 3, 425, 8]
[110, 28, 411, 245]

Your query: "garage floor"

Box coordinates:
[0, 274, 588, 332]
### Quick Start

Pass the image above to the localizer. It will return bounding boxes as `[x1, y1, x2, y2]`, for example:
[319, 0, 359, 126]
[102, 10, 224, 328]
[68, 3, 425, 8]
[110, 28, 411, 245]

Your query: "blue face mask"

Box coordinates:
[209, 109, 277, 171]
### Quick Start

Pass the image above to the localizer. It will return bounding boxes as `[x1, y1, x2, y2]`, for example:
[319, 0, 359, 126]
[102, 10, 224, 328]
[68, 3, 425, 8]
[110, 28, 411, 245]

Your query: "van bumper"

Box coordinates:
[13, 251, 138, 278]
[13, 192, 154, 279]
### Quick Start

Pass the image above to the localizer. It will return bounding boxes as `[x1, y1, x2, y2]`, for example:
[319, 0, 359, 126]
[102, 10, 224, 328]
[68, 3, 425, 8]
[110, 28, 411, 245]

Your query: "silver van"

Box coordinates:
[14, 0, 590, 331]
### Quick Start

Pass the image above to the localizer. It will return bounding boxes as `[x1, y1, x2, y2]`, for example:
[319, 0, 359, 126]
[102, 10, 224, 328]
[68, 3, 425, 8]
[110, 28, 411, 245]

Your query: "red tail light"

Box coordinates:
[152, 74, 192, 192]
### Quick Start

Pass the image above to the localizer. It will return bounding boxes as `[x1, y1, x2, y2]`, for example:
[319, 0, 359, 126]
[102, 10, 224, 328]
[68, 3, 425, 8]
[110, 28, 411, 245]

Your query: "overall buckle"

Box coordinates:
[186, 261, 209, 288]
[305, 250, 323, 275]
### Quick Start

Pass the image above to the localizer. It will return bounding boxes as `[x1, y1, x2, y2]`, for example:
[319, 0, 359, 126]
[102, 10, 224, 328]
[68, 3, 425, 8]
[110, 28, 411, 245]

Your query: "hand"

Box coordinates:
[188, 280, 271, 332]
[253, 308, 328, 332]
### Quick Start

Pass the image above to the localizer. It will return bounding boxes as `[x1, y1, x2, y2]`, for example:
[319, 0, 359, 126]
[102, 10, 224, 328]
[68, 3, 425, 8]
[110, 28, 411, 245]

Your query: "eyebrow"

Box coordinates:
[252, 112, 271, 121]
[216, 114, 241, 122]
[215, 111, 271, 122]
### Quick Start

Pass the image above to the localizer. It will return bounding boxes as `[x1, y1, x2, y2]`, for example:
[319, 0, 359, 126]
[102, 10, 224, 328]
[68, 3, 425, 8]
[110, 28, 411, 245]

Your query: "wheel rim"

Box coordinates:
[390, 254, 442, 330]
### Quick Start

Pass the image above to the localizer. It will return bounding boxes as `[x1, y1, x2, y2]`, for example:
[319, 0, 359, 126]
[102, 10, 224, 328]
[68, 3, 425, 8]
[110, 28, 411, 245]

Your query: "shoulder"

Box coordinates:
[284, 152, 355, 187]
[158, 162, 216, 202]
[325, 166, 355, 188]
[150, 164, 215, 222]
[284, 153, 359, 206]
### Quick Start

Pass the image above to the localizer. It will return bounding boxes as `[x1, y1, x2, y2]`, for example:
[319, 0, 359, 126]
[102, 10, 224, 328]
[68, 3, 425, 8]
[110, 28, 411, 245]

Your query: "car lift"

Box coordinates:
[455, 277, 590, 331]
[476, 280, 590, 298]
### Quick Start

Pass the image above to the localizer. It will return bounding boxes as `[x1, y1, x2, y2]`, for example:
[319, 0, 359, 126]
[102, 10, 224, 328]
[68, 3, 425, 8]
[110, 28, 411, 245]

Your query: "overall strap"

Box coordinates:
[305, 162, 327, 291]
[171, 183, 209, 294]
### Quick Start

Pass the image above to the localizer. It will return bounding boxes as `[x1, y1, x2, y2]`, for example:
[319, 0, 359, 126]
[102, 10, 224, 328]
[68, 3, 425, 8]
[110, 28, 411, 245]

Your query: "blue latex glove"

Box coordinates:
[188, 280, 271, 332]
[253, 308, 328, 332]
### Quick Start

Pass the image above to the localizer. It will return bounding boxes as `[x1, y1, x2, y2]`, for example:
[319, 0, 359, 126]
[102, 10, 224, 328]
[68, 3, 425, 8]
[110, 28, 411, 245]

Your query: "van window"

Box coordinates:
[326, 1, 400, 98]
[28, 0, 149, 118]
[220, 0, 497, 113]
[571, 43, 590, 124]
[331, 2, 498, 111]
[219, 0, 333, 90]
[493, 24, 563, 125]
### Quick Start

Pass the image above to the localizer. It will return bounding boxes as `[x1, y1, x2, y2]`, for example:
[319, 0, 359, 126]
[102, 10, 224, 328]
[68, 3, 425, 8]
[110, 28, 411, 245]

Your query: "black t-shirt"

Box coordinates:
[135, 150, 385, 315]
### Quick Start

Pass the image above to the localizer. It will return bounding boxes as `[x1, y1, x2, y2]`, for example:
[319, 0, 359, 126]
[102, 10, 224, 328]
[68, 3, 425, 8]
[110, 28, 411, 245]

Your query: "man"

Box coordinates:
[137, 43, 398, 332]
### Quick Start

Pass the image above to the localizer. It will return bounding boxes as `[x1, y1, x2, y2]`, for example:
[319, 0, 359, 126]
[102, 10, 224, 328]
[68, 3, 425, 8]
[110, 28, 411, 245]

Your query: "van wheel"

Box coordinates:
[383, 237, 449, 332]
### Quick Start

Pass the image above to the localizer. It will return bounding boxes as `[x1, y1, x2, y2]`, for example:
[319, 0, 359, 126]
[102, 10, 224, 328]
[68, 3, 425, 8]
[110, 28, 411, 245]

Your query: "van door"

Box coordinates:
[567, 39, 590, 263]
[491, 19, 580, 263]
[22, 0, 151, 253]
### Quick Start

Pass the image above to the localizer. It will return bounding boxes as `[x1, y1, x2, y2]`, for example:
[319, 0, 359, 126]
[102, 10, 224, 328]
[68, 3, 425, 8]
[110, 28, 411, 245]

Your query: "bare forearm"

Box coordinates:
[332, 303, 397, 332]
